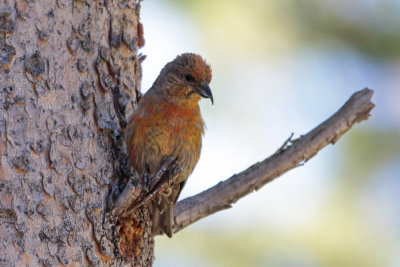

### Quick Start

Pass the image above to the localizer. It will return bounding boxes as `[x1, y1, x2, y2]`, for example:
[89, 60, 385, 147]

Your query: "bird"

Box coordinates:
[126, 53, 213, 237]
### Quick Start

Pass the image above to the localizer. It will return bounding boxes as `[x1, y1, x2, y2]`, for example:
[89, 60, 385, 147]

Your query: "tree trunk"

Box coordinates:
[0, 0, 149, 266]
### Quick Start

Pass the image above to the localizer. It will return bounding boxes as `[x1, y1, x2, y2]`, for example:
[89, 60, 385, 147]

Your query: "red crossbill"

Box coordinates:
[126, 53, 213, 237]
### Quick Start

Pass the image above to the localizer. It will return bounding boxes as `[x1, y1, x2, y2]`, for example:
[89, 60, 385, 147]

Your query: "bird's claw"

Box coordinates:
[117, 157, 182, 215]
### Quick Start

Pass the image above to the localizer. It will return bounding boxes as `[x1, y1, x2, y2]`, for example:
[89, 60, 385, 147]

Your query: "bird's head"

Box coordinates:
[155, 53, 213, 106]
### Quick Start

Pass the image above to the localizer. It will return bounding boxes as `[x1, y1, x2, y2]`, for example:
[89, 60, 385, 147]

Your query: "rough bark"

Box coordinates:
[0, 0, 148, 266]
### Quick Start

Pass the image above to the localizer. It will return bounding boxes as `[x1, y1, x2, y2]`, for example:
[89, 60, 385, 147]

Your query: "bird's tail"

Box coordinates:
[150, 202, 174, 238]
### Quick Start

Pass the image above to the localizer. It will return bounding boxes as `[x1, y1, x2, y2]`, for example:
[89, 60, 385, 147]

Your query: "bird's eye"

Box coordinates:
[185, 74, 196, 82]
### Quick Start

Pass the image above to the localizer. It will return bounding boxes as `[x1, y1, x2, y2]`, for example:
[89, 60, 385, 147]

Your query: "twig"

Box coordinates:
[111, 177, 142, 217]
[172, 88, 375, 233]
[125, 161, 182, 213]
[111, 157, 181, 217]
[274, 132, 294, 155]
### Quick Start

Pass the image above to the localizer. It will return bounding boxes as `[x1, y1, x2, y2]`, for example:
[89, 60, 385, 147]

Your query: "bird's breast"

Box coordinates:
[128, 101, 204, 179]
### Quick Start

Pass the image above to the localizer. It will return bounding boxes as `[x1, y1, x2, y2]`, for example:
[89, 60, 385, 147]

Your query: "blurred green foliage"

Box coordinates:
[289, 0, 400, 60]
[170, 0, 400, 60]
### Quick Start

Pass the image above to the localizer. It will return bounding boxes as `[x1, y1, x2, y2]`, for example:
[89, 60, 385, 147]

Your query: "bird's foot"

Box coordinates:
[128, 157, 182, 212]
[111, 157, 182, 217]
[135, 158, 182, 209]
[147, 156, 176, 191]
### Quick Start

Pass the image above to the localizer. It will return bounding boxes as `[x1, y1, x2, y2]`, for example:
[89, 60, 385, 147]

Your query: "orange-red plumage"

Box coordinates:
[126, 53, 213, 237]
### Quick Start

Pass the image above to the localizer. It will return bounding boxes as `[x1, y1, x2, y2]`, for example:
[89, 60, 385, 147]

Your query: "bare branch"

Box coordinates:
[172, 88, 375, 233]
